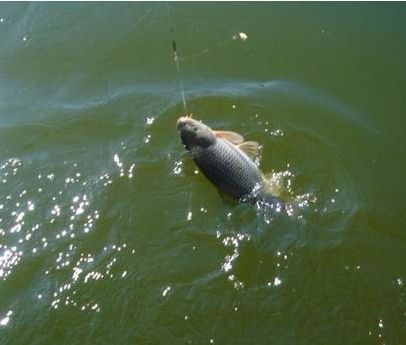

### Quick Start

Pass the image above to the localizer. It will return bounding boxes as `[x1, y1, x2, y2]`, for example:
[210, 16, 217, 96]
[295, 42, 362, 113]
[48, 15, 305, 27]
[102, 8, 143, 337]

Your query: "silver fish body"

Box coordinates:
[177, 116, 282, 207]
[190, 135, 263, 200]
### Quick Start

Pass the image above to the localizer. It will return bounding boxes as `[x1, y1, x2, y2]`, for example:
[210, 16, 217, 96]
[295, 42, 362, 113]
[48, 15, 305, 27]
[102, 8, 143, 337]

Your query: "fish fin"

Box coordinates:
[262, 172, 291, 201]
[217, 189, 237, 204]
[214, 130, 244, 144]
[237, 141, 260, 160]
[261, 172, 279, 196]
[263, 172, 273, 181]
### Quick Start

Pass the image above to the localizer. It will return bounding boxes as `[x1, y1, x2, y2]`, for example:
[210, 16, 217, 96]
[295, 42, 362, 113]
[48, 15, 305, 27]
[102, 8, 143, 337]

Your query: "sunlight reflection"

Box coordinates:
[0, 310, 13, 327]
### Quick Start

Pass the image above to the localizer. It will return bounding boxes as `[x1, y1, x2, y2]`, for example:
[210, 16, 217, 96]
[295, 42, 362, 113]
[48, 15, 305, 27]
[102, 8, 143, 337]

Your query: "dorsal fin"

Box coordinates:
[214, 130, 244, 144]
[237, 141, 260, 160]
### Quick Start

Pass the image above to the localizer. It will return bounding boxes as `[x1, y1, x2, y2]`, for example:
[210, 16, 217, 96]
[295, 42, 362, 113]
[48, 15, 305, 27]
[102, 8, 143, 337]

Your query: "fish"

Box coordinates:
[176, 116, 283, 210]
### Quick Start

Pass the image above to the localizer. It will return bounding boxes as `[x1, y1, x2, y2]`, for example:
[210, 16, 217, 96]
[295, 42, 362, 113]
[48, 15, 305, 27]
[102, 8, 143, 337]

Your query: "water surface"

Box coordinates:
[1, 3, 405, 344]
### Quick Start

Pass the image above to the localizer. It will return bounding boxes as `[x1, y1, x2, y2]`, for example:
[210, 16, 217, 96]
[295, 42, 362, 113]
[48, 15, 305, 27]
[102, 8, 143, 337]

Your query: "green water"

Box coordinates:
[1, 2, 406, 344]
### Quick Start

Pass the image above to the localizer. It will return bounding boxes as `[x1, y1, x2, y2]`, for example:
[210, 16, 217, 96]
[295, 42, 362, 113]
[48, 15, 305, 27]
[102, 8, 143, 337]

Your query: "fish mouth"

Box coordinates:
[176, 115, 216, 149]
[176, 115, 194, 131]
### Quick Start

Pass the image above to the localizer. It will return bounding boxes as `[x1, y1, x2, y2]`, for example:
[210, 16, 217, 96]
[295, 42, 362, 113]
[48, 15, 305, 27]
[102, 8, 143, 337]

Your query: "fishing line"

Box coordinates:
[166, 3, 188, 114]
[165, 2, 248, 114]
[179, 36, 235, 62]
[179, 32, 248, 62]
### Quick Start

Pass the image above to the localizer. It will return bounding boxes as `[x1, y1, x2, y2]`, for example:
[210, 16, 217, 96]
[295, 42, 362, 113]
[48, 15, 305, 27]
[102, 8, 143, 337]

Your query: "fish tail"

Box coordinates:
[257, 194, 285, 213]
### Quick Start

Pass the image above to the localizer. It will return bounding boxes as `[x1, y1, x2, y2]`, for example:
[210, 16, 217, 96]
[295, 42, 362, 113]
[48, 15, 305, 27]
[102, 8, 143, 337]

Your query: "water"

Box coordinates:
[1, 2, 405, 344]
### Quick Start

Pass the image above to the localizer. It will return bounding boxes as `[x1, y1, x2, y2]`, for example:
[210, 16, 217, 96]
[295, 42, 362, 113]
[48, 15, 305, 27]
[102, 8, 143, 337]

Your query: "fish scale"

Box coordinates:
[191, 137, 264, 200]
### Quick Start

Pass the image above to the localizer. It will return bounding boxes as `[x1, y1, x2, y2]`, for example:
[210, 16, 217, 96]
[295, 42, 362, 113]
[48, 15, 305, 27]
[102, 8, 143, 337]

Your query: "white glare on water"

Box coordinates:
[0, 311, 13, 327]
[162, 286, 171, 297]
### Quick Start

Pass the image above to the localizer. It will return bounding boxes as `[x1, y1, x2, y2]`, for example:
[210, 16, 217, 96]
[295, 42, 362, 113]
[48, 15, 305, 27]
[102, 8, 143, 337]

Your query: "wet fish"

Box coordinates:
[177, 116, 283, 210]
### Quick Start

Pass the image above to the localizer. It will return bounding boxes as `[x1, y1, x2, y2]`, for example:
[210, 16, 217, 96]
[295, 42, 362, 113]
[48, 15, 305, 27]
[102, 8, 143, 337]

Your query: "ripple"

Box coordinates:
[0, 131, 142, 313]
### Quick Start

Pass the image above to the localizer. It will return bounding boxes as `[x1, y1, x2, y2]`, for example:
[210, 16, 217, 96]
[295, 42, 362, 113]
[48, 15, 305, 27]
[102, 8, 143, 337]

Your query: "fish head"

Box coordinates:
[177, 116, 216, 150]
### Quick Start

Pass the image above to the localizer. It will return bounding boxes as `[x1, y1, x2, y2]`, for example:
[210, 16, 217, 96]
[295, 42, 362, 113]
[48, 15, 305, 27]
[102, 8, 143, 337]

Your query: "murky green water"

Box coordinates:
[1, 2, 405, 344]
